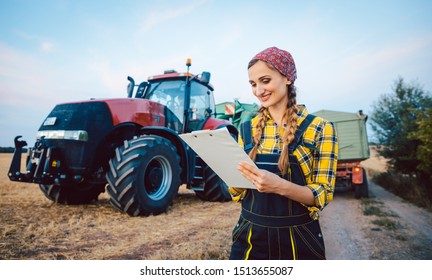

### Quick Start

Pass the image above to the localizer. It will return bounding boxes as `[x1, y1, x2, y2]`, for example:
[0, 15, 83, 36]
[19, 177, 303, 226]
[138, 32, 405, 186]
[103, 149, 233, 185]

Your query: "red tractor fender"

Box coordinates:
[202, 117, 238, 138]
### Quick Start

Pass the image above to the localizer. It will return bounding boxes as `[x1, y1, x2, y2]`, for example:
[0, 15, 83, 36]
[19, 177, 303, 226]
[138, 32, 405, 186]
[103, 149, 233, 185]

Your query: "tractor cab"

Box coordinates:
[127, 59, 215, 133]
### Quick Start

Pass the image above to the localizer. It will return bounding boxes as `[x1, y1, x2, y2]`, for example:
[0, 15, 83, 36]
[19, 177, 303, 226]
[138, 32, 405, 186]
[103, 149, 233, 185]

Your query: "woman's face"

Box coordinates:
[248, 60, 291, 109]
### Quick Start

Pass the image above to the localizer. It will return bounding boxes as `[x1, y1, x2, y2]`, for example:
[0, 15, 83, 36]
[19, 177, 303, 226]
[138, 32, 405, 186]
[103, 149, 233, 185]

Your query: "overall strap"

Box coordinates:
[239, 120, 254, 154]
[289, 114, 316, 153]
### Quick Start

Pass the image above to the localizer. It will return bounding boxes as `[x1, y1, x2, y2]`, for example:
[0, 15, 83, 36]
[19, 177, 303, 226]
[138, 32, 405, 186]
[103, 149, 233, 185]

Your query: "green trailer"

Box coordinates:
[313, 109, 370, 198]
[215, 100, 259, 129]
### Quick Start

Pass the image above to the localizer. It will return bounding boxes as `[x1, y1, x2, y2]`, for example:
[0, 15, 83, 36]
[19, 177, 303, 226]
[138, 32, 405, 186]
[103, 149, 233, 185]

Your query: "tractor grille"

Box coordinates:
[38, 101, 113, 174]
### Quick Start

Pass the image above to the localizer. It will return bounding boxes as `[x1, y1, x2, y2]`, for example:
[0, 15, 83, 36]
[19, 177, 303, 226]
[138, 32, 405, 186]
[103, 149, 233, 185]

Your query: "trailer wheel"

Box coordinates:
[194, 165, 231, 202]
[106, 135, 181, 216]
[39, 182, 106, 204]
[354, 169, 369, 199]
[354, 184, 362, 199]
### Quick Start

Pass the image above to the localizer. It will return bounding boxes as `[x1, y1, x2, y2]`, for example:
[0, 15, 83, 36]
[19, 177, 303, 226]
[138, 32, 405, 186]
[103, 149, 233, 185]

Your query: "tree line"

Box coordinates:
[0, 147, 20, 153]
[370, 77, 431, 209]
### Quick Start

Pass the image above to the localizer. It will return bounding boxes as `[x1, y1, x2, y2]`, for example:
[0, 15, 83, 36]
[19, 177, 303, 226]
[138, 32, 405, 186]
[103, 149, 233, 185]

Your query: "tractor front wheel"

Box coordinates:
[194, 165, 231, 202]
[39, 181, 106, 204]
[106, 135, 181, 216]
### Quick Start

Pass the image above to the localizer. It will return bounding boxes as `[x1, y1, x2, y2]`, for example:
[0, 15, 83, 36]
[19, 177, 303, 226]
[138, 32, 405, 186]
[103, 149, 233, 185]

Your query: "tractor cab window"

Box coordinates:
[145, 80, 185, 132]
[145, 80, 185, 122]
[190, 82, 213, 119]
[187, 81, 213, 131]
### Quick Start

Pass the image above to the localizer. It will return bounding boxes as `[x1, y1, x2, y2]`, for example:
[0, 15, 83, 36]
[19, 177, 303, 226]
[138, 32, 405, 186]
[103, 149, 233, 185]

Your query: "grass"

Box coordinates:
[363, 206, 386, 216]
[361, 198, 399, 218]
[361, 198, 401, 232]
[373, 171, 432, 212]
[362, 198, 385, 216]
[371, 218, 399, 231]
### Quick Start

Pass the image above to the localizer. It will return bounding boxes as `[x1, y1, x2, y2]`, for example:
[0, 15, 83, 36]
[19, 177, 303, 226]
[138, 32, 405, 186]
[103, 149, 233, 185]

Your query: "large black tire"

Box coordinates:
[106, 135, 181, 216]
[354, 184, 362, 199]
[194, 165, 232, 202]
[354, 169, 369, 199]
[39, 182, 106, 204]
[360, 169, 369, 198]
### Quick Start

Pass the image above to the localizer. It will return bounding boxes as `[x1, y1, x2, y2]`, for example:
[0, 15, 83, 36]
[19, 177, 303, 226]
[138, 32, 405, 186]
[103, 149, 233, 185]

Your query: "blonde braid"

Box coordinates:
[248, 106, 267, 162]
[278, 84, 298, 176]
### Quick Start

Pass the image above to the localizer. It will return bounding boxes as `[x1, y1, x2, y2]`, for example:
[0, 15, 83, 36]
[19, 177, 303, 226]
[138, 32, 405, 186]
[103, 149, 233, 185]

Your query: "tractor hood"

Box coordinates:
[50, 98, 166, 128]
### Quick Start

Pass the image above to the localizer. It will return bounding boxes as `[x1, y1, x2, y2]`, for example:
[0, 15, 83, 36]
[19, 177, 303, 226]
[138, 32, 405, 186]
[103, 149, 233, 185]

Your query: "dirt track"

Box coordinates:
[320, 147, 432, 260]
[321, 181, 432, 259]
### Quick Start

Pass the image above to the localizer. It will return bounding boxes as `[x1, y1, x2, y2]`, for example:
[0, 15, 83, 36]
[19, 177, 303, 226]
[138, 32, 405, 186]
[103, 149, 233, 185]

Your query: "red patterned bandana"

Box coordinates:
[252, 46, 297, 82]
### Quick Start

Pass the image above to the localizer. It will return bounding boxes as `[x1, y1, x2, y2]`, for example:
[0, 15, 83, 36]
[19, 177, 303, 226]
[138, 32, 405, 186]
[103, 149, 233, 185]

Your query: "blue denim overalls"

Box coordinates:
[230, 114, 326, 260]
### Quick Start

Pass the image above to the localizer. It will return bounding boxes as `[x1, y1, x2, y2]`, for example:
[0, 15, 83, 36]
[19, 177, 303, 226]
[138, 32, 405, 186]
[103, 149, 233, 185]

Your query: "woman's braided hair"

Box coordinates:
[248, 59, 298, 176]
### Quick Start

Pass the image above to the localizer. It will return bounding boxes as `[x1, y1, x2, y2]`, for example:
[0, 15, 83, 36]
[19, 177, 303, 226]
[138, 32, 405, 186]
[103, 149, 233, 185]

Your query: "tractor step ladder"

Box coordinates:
[189, 155, 205, 191]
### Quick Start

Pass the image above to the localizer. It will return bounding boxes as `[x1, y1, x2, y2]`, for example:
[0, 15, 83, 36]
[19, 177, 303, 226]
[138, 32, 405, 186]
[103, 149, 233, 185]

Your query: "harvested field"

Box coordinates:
[0, 154, 240, 260]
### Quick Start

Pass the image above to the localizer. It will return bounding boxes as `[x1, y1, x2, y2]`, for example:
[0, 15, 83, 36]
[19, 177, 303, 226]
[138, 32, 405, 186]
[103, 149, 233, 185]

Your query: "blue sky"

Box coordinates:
[0, 0, 431, 147]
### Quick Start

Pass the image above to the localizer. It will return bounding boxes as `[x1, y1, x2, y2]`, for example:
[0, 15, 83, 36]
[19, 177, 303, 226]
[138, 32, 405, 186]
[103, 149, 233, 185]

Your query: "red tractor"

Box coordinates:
[8, 59, 237, 216]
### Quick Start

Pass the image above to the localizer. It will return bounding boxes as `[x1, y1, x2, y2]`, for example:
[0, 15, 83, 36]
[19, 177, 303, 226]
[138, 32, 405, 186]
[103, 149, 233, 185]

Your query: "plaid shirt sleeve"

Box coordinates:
[295, 116, 338, 218]
[228, 134, 248, 201]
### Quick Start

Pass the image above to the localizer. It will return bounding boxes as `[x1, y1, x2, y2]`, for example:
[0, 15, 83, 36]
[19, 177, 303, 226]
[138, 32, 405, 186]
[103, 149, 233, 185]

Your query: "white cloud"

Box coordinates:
[215, 25, 244, 52]
[335, 34, 432, 91]
[14, 29, 57, 54]
[0, 42, 93, 108]
[0, 43, 46, 96]
[40, 41, 55, 53]
[87, 60, 125, 95]
[138, 0, 207, 34]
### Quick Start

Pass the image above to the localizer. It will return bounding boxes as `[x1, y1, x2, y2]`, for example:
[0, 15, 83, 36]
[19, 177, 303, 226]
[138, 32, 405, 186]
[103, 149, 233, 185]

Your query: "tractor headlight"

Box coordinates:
[36, 130, 89, 141]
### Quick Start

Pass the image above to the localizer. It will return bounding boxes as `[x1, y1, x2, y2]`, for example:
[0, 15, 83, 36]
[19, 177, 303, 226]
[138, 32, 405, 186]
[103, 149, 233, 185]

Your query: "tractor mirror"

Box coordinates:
[200, 72, 211, 84]
[135, 82, 149, 98]
[127, 76, 135, 98]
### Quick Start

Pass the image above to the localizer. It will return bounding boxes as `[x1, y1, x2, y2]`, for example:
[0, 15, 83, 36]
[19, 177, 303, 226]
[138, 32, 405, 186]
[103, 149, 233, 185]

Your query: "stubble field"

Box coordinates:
[0, 154, 241, 260]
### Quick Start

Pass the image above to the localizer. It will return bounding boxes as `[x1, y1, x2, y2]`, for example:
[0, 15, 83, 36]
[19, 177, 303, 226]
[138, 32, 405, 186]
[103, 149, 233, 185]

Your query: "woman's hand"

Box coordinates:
[237, 161, 284, 193]
[238, 161, 316, 205]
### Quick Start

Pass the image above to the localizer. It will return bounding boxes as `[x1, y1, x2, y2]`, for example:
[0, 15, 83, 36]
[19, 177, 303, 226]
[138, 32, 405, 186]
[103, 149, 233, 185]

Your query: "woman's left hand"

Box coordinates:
[238, 161, 284, 193]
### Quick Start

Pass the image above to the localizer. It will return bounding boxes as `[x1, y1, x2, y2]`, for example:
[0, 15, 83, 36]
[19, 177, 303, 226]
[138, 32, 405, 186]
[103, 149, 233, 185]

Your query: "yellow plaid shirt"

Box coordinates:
[229, 105, 338, 220]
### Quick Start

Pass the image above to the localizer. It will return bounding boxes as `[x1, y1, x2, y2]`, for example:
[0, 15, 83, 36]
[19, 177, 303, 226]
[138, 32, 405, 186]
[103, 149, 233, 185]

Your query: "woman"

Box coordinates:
[229, 46, 338, 260]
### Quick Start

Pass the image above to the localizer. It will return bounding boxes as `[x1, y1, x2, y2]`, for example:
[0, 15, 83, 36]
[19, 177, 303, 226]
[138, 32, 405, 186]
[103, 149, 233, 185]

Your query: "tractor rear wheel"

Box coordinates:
[194, 165, 231, 202]
[106, 135, 181, 216]
[39, 181, 106, 204]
